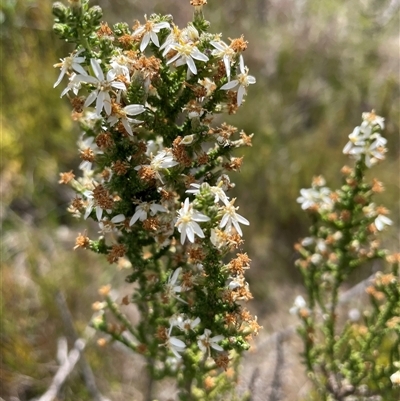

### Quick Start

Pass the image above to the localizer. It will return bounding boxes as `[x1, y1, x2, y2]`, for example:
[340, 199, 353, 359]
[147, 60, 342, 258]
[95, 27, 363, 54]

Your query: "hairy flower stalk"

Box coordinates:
[53, 1, 259, 399]
[294, 112, 400, 400]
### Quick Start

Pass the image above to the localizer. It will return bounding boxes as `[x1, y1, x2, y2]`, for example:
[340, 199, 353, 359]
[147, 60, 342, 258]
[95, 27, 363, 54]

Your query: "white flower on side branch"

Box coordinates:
[175, 198, 210, 244]
[220, 55, 256, 106]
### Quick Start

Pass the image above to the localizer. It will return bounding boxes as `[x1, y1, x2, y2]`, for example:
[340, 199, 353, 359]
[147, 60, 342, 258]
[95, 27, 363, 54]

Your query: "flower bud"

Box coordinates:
[69, 0, 83, 17]
[181, 135, 195, 145]
[53, 23, 69, 37]
[52, 2, 68, 21]
[88, 5, 103, 25]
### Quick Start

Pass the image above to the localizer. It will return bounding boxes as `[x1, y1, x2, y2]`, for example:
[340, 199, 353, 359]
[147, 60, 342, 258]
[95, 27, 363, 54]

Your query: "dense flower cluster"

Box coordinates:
[343, 110, 387, 168]
[53, 0, 258, 397]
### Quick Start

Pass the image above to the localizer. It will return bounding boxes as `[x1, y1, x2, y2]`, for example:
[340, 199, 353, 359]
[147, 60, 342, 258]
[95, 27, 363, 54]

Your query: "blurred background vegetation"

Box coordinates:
[1, 0, 399, 399]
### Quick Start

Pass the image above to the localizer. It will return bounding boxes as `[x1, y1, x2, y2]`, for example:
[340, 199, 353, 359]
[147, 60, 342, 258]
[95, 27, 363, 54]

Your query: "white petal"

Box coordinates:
[84, 202, 93, 219]
[111, 81, 127, 90]
[210, 343, 224, 351]
[170, 267, 182, 284]
[129, 209, 144, 226]
[175, 57, 187, 68]
[132, 26, 146, 37]
[210, 41, 227, 51]
[236, 213, 249, 225]
[191, 222, 205, 238]
[150, 31, 160, 47]
[95, 91, 105, 115]
[220, 80, 238, 90]
[223, 56, 231, 80]
[154, 21, 170, 31]
[237, 85, 246, 106]
[78, 75, 98, 85]
[192, 212, 210, 222]
[170, 336, 186, 348]
[191, 49, 209, 62]
[349, 147, 364, 155]
[343, 142, 352, 154]
[111, 214, 125, 223]
[54, 67, 67, 88]
[103, 92, 112, 115]
[106, 69, 116, 82]
[247, 75, 256, 84]
[140, 33, 151, 52]
[95, 206, 103, 221]
[166, 53, 181, 65]
[186, 225, 195, 243]
[91, 59, 104, 81]
[375, 215, 392, 231]
[295, 295, 306, 308]
[170, 348, 183, 359]
[150, 204, 167, 214]
[232, 220, 243, 236]
[107, 115, 118, 127]
[173, 285, 182, 293]
[186, 56, 197, 75]
[180, 229, 187, 245]
[84, 90, 98, 107]
[124, 104, 146, 115]
[122, 118, 133, 136]
[219, 214, 229, 229]
[72, 63, 88, 76]
[239, 55, 245, 74]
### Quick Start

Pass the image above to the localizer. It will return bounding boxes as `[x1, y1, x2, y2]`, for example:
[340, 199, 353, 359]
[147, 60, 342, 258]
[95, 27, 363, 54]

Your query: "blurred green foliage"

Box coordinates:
[1, 0, 398, 399]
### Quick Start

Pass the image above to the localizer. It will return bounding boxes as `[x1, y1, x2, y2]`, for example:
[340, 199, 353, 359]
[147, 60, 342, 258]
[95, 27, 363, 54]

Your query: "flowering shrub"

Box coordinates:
[294, 112, 400, 400]
[53, 0, 259, 399]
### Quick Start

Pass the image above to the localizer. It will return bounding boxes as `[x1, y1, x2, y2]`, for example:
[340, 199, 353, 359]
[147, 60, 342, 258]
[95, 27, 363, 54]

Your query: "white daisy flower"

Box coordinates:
[219, 198, 249, 236]
[129, 202, 167, 226]
[175, 198, 210, 244]
[78, 135, 103, 171]
[178, 316, 201, 334]
[181, 24, 200, 43]
[166, 42, 209, 76]
[160, 24, 182, 56]
[145, 137, 164, 156]
[109, 60, 131, 84]
[374, 214, 392, 231]
[98, 214, 126, 234]
[134, 149, 179, 183]
[220, 55, 255, 106]
[343, 126, 368, 154]
[197, 329, 224, 356]
[186, 182, 229, 205]
[289, 295, 308, 316]
[297, 187, 333, 211]
[165, 335, 186, 359]
[348, 135, 387, 168]
[362, 110, 385, 130]
[164, 267, 188, 304]
[210, 39, 235, 80]
[82, 190, 112, 221]
[107, 104, 146, 136]
[53, 49, 87, 88]
[132, 18, 170, 52]
[165, 268, 182, 295]
[60, 73, 82, 98]
[75, 59, 127, 115]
